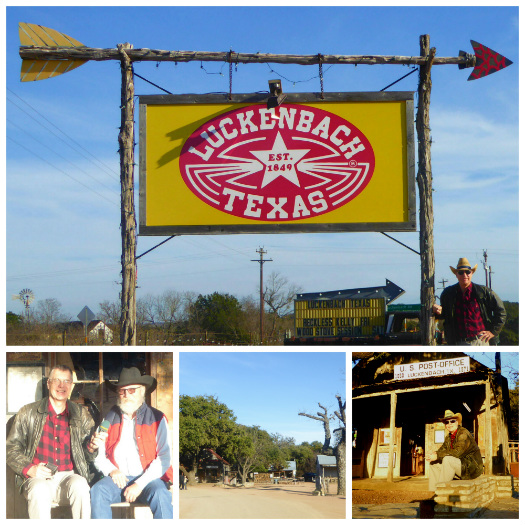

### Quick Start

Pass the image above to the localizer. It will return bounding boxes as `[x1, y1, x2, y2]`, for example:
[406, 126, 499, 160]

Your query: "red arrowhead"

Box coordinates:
[468, 40, 513, 81]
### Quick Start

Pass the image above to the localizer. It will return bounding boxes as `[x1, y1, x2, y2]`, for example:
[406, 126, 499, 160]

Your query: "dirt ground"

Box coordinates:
[179, 483, 346, 519]
[352, 490, 434, 504]
[352, 476, 434, 505]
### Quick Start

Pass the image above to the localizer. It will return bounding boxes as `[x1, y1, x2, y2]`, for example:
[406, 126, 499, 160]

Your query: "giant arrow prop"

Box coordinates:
[19, 23, 513, 82]
[297, 279, 405, 305]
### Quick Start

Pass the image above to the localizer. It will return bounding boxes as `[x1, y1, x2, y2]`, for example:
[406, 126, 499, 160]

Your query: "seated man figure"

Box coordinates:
[90, 367, 173, 519]
[6, 364, 95, 519]
[425, 409, 484, 493]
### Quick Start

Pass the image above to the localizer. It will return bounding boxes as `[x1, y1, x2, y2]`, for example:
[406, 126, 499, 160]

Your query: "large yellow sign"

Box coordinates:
[139, 92, 415, 235]
[295, 297, 386, 337]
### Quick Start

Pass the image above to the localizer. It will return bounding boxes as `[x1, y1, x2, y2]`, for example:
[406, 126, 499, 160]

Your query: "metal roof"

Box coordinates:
[317, 455, 337, 466]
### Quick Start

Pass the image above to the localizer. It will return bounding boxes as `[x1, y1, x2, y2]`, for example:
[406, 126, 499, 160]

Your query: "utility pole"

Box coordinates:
[251, 248, 272, 344]
[438, 278, 448, 291]
[482, 250, 489, 288]
[489, 266, 494, 290]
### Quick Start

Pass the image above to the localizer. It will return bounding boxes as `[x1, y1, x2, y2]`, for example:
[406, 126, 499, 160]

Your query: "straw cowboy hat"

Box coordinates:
[450, 257, 477, 276]
[106, 367, 157, 393]
[438, 409, 462, 425]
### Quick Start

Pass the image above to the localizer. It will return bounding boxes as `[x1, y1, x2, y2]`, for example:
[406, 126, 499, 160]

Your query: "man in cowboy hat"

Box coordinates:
[432, 257, 506, 345]
[89, 367, 173, 519]
[425, 409, 483, 492]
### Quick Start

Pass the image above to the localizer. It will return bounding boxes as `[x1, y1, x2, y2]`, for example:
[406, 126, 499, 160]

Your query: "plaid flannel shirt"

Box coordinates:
[22, 400, 74, 477]
[454, 284, 485, 340]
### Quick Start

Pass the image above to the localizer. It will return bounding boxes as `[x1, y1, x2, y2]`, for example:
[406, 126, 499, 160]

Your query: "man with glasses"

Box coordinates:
[425, 409, 483, 492]
[6, 364, 96, 518]
[432, 257, 506, 345]
[89, 367, 173, 519]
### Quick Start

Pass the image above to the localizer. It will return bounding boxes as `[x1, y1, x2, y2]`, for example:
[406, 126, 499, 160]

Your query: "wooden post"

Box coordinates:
[118, 43, 137, 346]
[416, 35, 437, 345]
[485, 378, 493, 475]
[98, 351, 104, 416]
[387, 392, 397, 482]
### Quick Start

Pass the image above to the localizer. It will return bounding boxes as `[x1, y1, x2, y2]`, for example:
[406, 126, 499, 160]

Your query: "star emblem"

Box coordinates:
[250, 132, 310, 188]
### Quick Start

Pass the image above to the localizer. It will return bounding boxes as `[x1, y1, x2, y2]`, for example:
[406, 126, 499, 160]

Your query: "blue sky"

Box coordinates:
[179, 351, 346, 444]
[5, 6, 519, 319]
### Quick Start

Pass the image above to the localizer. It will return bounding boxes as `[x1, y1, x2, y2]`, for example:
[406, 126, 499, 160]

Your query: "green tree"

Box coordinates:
[290, 442, 316, 477]
[499, 302, 518, 345]
[191, 292, 249, 343]
[6, 311, 23, 326]
[231, 425, 274, 485]
[266, 433, 294, 472]
[179, 395, 238, 483]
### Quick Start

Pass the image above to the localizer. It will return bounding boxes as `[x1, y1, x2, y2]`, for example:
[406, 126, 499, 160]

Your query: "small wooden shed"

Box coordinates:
[352, 352, 511, 481]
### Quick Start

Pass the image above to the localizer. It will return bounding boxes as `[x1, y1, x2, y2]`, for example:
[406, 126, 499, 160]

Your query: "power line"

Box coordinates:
[7, 135, 119, 207]
[7, 88, 120, 182]
[7, 117, 120, 198]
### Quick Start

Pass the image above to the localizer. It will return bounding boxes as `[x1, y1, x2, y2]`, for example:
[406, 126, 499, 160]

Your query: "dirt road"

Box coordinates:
[179, 483, 346, 519]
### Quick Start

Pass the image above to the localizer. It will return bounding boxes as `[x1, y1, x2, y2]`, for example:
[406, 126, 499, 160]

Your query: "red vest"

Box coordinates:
[104, 404, 173, 483]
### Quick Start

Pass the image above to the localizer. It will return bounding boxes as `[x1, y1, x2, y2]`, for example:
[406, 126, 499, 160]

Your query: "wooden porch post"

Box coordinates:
[484, 378, 493, 474]
[387, 392, 397, 482]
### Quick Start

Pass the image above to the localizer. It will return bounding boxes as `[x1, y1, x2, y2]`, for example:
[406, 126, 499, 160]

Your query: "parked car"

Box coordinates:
[304, 472, 316, 482]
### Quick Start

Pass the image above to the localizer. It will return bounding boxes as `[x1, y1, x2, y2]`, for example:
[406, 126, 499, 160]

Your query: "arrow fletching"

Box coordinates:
[19, 22, 87, 82]
[467, 40, 513, 81]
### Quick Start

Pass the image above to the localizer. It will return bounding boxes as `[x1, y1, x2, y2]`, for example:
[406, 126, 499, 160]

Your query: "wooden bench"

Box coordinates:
[111, 502, 153, 519]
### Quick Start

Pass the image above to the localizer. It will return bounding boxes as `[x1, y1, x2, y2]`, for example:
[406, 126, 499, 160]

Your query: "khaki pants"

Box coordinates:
[22, 470, 90, 519]
[428, 456, 462, 492]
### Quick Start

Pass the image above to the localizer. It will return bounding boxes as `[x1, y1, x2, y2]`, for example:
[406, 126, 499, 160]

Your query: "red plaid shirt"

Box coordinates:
[22, 400, 74, 477]
[450, 429, 458, 448]
[455, 284, 485, 340]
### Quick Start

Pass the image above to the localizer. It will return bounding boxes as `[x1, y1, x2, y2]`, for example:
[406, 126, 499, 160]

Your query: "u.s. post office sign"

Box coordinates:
[138, 92, 416, 235]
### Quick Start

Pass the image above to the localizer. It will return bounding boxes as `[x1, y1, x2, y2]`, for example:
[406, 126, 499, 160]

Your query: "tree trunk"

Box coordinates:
[118, 42, 137, 346]
[416, 34, 436, 346]
[335, 438, 346, 495]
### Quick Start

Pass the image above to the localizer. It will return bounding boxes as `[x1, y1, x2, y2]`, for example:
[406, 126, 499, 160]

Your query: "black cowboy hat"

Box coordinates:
[105, 367, 157, 393]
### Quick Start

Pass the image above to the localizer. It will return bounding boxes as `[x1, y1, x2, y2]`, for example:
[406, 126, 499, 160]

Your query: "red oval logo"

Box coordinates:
[179, 104, 375, 221]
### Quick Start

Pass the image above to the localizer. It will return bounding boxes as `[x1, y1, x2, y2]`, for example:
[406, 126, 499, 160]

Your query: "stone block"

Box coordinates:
[436, 488, 455, 495]
[434, 504, 453, 513]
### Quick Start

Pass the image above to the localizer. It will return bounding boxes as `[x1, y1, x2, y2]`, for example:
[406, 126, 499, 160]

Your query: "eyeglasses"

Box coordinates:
[457, 270, 471, 276]
[118, 387, 140, 396]
[444, 419, 457, 424]
[49, 378, 73, 386]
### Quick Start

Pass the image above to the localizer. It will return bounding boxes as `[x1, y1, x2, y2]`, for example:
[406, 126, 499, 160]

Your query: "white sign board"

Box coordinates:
[394, 357, 470, 380]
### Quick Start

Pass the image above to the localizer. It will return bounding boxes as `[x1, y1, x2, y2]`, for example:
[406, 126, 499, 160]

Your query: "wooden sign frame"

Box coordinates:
[139, 91, 416, 235]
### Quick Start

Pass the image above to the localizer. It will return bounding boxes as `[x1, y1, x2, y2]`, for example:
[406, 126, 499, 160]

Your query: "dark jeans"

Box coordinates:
[91, 475, 173, 519]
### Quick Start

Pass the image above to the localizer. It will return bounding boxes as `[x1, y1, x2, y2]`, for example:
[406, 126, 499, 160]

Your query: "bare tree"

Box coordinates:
[299, 396, 346, 496]
[33, 298, 68, 326]
[98, 299, 121, 327]
[299, 403, 333, 453]
[263, 271, 301, 339]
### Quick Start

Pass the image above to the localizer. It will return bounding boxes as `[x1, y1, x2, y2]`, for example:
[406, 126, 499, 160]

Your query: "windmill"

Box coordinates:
[12, 288, 35, 321]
